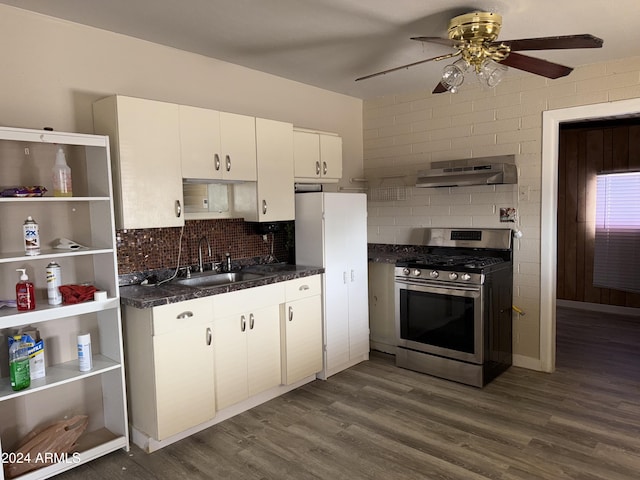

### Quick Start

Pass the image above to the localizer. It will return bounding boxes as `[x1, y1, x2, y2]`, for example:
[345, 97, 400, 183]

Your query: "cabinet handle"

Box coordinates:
[241, 314, 246, 332]
[249, 313, 255, 330]
[176, 311, 193, 319]
[315, 161, 320, 175]
[299, 284, 309, 291]
[262, 199, 267, 215]
[351, 269, 355, 282]
[226, 154, 231, 172]
[288, 306, 293, 322]
[343, 271, 348, 284]
[323, 161, 327, 175]
[175, 199, 182, 218]
[206, 327, 212, 346]
[214, 153, 221, 171]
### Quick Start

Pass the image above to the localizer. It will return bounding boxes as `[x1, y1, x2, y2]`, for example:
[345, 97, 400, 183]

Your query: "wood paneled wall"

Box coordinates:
[557, 118, 640, 307]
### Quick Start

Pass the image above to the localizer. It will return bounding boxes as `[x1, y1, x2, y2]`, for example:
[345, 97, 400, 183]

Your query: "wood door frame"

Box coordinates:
[540, 98, 640, 372]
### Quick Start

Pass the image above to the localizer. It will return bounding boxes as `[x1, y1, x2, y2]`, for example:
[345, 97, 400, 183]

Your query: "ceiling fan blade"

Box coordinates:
[494, 34, 603, 51]
[355, 52, 457, 81]
[411, 36, 464, 48]
[432, 82, 448, 94]
[500, 52, 573, 79]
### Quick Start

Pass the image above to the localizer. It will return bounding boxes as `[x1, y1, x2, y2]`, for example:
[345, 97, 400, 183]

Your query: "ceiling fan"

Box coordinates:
[356, 11, 603, 93]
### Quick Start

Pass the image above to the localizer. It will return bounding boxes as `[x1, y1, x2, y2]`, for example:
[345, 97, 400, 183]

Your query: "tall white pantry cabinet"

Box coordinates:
[0, 127, 128, 480]
[294, 193, 369, 379]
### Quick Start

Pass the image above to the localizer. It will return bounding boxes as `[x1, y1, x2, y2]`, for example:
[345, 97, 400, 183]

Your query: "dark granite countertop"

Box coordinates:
[120, 264, 324, 309]
[368, 243, 425, 264]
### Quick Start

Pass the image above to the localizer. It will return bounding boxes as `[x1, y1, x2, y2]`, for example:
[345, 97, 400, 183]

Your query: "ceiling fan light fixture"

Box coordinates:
[441, 58, 469, 93]
[478, 59, 508, 88]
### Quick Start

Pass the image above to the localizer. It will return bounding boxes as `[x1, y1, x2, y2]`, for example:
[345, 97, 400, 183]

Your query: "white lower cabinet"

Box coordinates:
[123, 297, 215, 441]
[123, 276, 322, 451]
[368, 262, 397, 354]
[281, 276, 323, 385]
[212, 283, 284, 411]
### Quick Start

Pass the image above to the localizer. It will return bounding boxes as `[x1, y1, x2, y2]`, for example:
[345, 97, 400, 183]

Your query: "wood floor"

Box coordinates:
[59, 306, 640, 480]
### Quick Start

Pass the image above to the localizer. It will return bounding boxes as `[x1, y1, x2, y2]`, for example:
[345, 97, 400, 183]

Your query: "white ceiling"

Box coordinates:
[3, 0, 640, 99]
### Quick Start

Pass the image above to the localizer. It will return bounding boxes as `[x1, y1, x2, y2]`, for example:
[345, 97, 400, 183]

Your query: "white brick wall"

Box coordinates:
[363, 56, 640, 361]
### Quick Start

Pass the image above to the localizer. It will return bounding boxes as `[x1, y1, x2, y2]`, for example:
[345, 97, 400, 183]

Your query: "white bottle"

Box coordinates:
[52, 147, 72, 197]
[46, 261, 62, 305]
[77, 333, 93, 372]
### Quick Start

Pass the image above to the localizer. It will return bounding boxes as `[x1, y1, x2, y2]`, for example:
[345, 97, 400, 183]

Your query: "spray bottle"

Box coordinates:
[52, 146, 72, 197]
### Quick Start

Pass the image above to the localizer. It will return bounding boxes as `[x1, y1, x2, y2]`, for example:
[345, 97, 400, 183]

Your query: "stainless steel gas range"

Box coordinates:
[394, 228, 513, 387]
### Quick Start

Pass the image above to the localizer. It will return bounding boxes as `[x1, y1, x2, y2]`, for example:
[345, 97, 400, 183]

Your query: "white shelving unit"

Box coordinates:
[0, 127, 128, 480]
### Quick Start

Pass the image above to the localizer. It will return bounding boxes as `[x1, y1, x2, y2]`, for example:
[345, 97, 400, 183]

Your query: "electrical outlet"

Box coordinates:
[518, 186, 529, 201]
[262, 234, 268, 243]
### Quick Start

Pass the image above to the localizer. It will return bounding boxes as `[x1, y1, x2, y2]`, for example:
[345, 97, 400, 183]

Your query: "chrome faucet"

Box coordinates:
[198, 236, 212, 273]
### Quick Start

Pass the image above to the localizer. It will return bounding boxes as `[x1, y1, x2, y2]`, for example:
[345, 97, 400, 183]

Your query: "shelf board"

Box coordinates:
[0, 297, 120, 328]
[0, 197, 110, 203]
[9, 429, 127, 480]
[0, 128, 108, 147]
[0, 247, 114, 264]
[0, 354, 122, 402]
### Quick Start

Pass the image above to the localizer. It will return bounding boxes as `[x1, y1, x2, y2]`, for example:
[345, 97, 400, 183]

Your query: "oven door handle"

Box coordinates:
[396, 278, 481, 292]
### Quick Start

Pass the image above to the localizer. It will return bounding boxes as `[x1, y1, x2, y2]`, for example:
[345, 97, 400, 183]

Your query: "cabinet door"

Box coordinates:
[345, 194, 370, 360]
[319, 134, 342, 180]
[293, 130, 321, 179]
[152, 298, 215, 440]
[154, 323, 214, 439]
[93, 95, 183, 229]
[247, 304, 282, 396]
[368, 262, 397, 351]
[255, 118, 294, 221]
[282, 295, 322, 385]
[323, 195, 352, 371]
[213, 312, 249, 410]
[179, 105, 222, 180]
[219, 112, 257, 181]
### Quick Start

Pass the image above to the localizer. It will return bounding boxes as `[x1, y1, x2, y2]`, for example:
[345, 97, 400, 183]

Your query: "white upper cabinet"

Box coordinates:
[234, 117, 294, 222]
[93, 95, 184, 229]
[293, 129, 342, 183]
[179, 105, 256, 182]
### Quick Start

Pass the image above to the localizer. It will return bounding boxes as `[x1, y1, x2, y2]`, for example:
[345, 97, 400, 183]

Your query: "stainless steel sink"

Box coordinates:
[173, 271, 264, 288]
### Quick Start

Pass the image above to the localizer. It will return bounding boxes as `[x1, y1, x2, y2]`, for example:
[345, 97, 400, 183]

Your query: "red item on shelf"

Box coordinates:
[58, 284, 97, 304]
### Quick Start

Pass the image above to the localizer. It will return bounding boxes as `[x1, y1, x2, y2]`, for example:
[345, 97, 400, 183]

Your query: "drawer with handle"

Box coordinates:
[284, 275, 321, 302]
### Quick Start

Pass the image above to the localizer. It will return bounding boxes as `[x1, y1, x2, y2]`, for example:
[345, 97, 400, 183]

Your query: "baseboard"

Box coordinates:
[512, 354, 544, 372]
[557, 299, 640, 317]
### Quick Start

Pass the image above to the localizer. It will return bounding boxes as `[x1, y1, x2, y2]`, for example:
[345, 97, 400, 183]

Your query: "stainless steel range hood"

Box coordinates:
[416, 155, 517, 188]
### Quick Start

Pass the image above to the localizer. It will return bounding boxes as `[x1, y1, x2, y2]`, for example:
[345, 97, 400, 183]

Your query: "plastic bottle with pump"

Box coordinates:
[9, 335, 31, 391]
[52, 146, 72, 197]
[16, 268, 36, 311]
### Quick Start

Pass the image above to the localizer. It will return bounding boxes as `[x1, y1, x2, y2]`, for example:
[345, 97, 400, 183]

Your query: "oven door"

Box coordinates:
[395, 278, 484, 364]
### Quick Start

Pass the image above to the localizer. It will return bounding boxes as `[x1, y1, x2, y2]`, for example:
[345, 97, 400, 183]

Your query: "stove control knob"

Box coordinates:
[402, 268, 410, 276]
[461, 273, 471, 281]
[412, 269, 421, 277]
[449, 272, 459, 280]
[429, 270, 439, 279]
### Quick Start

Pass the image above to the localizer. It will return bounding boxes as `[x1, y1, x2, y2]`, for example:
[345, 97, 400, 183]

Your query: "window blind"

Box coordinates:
[593, 171, 640, 293]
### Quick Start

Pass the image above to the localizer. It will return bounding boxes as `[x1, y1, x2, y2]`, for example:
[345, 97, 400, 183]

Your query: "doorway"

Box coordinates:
[540, 98, 640, 372]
